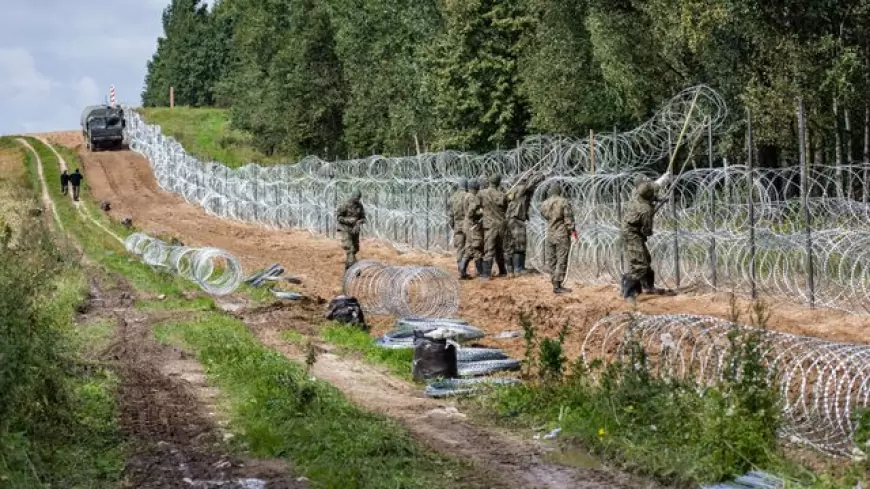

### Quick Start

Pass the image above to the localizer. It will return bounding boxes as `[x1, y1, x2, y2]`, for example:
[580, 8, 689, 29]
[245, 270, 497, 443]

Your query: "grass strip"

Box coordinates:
[319, 324, 413, 381]
[156, 313, 484, 489]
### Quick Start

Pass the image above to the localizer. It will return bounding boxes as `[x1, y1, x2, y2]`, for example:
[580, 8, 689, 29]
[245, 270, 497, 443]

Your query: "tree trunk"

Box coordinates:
[834, 97, 844, 197]
[845, 108, 853, 197]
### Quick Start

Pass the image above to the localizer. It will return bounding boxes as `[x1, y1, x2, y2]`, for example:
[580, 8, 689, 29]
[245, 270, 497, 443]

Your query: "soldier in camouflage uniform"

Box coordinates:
[505, 171, 546, 275]
[336, 189, 367, 271]
[477, 174, 508, 279]
[462, 179, 485, 278]
[620, 172, 673, 304]
[540, 182, 575, 294]
[447, 178, 471, 279]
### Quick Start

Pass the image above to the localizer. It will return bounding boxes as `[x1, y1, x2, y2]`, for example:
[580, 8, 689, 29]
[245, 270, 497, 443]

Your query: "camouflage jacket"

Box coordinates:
[506, 172, 545, 221]
[336, 200, 366, 233]
[462, 192, 483, 226]
[540, 195, 574, 238]
[447, 189, 466, 230]
[477, 186, 507, 228]
[621, 182, 660, 239]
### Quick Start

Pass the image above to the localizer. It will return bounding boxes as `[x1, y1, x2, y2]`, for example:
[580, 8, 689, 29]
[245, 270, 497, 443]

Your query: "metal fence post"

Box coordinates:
[707, 117, 717, 290]
[667, 127, 681, 290]
[747, 108, 758, 300]
[425, 182, 430, 250]
[798, 97, 816, 308]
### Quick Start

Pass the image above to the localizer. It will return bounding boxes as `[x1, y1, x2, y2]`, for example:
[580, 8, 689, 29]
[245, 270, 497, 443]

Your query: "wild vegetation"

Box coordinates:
[143, 0, 870, 166]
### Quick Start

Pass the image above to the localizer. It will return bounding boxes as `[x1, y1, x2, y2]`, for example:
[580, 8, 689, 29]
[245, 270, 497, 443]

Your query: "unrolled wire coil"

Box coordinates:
[342, 260, 460, 318]
[581, 312, 870, 456]
[124, 232, 243, 296]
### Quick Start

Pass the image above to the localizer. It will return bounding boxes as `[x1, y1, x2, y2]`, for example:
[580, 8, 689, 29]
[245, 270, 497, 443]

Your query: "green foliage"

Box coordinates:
[155, 314, 485, 488]
[0, 141, 123, 488]
[537, 320, 569, 381]
[320, 323, 414, 380]
[480, 316, 782, 485]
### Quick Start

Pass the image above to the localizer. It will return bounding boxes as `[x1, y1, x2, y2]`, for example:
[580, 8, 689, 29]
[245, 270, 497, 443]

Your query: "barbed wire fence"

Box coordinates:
[125, 87, 870, 314]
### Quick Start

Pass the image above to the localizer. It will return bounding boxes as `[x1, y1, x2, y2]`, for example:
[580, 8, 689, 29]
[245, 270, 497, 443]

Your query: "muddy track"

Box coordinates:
[86, 276, 305, 489]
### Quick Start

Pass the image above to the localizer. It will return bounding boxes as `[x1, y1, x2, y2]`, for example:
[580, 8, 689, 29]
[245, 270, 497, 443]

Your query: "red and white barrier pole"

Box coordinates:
[109, 85, 116, 107]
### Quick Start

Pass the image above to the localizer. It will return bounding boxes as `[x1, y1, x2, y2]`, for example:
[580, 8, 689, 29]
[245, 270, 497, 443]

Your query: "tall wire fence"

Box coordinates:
[126, 86, 870, 314]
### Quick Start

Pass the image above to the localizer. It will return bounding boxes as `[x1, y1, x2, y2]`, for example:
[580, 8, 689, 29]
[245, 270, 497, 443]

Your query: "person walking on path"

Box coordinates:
[540, 182, 576, 294]
[69, 169, 83, 201]
[620, 172, 673, 304]
[336, 189, 367, 271]
[477, 174, 508, 279]
[61, 169, 69, 196]
[462, 179, 485, 278]
[505, 171, 546, 275]
[447, 178, 471, 279]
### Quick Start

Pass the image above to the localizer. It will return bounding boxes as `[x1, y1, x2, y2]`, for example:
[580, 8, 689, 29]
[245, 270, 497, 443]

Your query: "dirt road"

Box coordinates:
[41, 130, 870, 357]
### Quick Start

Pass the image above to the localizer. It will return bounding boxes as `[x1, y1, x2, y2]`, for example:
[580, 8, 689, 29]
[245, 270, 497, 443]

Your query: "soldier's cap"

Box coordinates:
[547, 182, 562, 197]
[350, 189, 362, 201]
[633, 173, 651, 187]
[636, 182, 657, 202]
[468, 179, 480, 190]
[489, 174, 501, 186]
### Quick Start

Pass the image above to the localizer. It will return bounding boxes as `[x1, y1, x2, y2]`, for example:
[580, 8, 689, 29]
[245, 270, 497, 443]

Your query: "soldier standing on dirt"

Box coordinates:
[477, 174, 508, 279]
[447, 178, 471, 279]
[336, 189, 366, 271]
[69, 169, 83, 201]
[540, 182, 575, 295]
[61, 169, 69, 196]
[462, 179, 485, 278]
[505, 171, 547, 276]
[620, 172, 673, 304]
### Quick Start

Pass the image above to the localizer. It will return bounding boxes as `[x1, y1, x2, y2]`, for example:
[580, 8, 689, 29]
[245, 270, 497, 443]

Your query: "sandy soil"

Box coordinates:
[40, 130, 870, 360]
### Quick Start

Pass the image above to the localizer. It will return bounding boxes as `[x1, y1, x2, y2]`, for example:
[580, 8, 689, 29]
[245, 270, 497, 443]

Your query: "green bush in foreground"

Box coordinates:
[480, 313, 781, 485]
[157, 314, 477, 489]
[0, 213, 122, 488]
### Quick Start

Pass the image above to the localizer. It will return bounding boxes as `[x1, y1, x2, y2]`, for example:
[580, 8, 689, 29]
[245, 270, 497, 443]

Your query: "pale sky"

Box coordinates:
[0, 0, 211, 135]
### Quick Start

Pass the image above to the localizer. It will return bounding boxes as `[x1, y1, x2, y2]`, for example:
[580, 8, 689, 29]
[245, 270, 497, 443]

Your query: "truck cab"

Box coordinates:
[81, 105, 126, 151]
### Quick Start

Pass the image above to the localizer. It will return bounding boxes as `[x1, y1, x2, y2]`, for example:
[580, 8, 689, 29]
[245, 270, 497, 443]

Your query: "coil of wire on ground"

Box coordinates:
[342, 260, 459, 318]
[126, 85, 870, 313]
[124, 232, 243, 296]
[581, 313, 870, 456]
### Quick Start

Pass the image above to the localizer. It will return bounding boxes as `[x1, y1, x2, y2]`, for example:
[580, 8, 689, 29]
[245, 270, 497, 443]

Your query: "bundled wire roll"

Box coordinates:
[343, 260, 460, 318]
[582, 313, 870, 455]
[425, 378, 523, 398]
[124, 232, 243, 296]
[458, 359, 522, 377]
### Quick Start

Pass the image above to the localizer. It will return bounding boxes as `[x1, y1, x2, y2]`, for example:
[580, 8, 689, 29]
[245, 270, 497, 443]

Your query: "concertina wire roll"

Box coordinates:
[124, 84, 870, 313]
[583, 313, 870, 456]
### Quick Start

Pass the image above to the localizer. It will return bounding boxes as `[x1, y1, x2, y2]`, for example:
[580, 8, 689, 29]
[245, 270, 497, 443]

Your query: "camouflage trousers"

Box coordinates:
[623, 235, 651, 282]
[506, 218, 528, 254]
[452, 230, 466, 260]
[546, 235, 570, 283]
[463, 221, 484, 261]
[340, 230, 360, 254]
[483, 222, 506, 261]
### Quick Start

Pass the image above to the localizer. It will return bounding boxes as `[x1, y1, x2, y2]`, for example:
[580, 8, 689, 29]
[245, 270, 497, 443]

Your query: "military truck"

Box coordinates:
[80, 105, 126, 151]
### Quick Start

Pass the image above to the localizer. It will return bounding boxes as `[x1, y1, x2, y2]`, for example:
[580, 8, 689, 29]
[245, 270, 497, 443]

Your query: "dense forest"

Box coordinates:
[142, 0, 870, 166]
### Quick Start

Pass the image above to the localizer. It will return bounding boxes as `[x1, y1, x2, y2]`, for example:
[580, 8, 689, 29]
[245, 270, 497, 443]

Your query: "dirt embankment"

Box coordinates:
[41, 130, 870, 360]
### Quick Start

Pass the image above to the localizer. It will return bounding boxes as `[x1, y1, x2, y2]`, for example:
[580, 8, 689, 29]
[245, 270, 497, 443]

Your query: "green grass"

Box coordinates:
[139, 107, 291, 168]
[0, 137, 123, 488]
[282, 329, 308, 345]
[154, 313, 489, 489]
[320, 324, 414, 381]
[21, 137, 214, 310]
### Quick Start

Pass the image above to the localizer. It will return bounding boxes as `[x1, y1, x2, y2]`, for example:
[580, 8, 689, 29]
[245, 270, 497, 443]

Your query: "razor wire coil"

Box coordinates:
[124, 85, 870, 313]
[581, 313, 870, 456]
[342, 260, 460, 318]
[124, 232, 243, 296]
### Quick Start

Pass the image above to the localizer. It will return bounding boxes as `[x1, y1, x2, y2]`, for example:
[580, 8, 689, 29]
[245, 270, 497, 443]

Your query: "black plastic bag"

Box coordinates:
[324, 295, 367, 330]
[412, 331, 458, 381]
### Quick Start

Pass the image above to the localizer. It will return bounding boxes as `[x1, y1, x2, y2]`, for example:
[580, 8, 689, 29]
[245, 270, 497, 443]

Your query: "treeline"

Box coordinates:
[143, 0, 870, 166]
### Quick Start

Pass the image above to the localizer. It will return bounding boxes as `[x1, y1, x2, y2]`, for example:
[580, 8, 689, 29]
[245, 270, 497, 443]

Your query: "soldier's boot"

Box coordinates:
[474, 259, 484, 278]
[553, 281, 572, 295]
[458, 259, 472, 280]
[495, 256, 507, 278]
[480, 260, 493, 280]
[640, 270, 676, 296]
[516, 252, 526, 274]
[622, 274, 641, 305]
